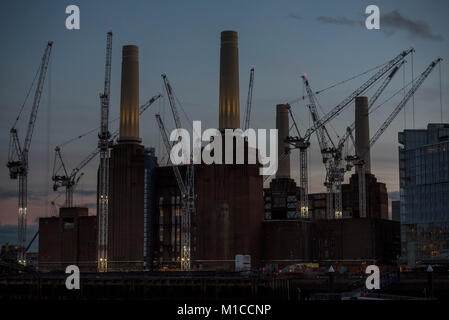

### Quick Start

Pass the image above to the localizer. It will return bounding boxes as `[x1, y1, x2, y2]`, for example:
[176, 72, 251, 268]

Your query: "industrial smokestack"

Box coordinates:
[355, 96, 371, 172]
[119, 45, 140, 143]
[275, 104, 290, 179]
[219, 31, 240, 129]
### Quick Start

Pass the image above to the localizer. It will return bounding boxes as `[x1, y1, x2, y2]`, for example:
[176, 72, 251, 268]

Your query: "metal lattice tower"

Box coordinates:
[7, 41, 53, 265]
[243, 66, 255, 131]
[161, 73, 194, 270]
[155, 114, 194, 270]
[98, 31, 113, 271]
[285, 104, 310, 218]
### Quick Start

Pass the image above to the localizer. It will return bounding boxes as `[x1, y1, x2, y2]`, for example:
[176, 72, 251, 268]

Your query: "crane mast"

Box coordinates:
[161, 73, 194, 271]
[155, 114, 193, 270]
[301, 74, 341, 218]
[155, 114, 187, 193]
[302, 75, 335, 161]
[243, 66, 255, 131]
[98, 31, 113, 271]
[7, 41, 53, 265]
[285, 105, 310, 218]
[162, 74, 183, 130]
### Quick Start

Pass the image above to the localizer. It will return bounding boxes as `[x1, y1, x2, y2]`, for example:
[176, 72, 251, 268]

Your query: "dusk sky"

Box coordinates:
[1, 0, 448, 233]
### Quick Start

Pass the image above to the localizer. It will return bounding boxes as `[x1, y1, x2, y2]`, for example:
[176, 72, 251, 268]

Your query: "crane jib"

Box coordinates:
[303, 48, 414, 141]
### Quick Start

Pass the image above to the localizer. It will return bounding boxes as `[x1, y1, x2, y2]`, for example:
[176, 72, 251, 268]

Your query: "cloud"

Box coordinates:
[316, 16, 360, 26]
[382, 10, 444, 41]
[0, 187, 17, 200]
[288, 13, 303, 20]
[314, 10, 443, 41]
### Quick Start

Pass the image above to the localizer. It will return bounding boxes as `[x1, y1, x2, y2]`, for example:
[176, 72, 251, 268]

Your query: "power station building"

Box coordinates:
[150, 31, 264, 271]
[38, 30, 401, 273]
[38, 207, 97, 271]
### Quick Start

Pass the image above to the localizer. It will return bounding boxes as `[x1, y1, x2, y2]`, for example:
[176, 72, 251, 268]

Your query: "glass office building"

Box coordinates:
[399, 124, 449, 268]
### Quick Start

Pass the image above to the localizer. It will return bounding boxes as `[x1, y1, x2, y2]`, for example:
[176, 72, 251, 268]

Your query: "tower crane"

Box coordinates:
[51, 93, 162, 216]
[52, 146, 97, 207]
[285, 105, 310, 218]
[97, 30, 113, 271]
[267, 49, 412, 209]
[291, 49, 412, 219]
[301, 48, 414, 142]
[155, 114, 194, 271]
[325, 60, 406, 218]
[162, 74, 183, 134]
[243, 66, 255, 131]
[301, 74, 340, 218]
[7, 41, 53, 264]
[349, 57, 442, 218]
[161, 73, 194, 271]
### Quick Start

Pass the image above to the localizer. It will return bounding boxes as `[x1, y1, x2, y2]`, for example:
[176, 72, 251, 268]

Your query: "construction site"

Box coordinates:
[1, 28, 448, 301]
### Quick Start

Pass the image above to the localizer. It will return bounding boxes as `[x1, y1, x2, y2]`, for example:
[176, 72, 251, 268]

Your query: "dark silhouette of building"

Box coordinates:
[263, 104, 303, 220]
[392, 200, 400, 222]
[308, 193, 327, 220]
[264, 179, 301, 220]
[261, 220, 314, 264]
[314, 218, 400, 265]
[38, 207, 97, 271]
[342, 173, 389, 219]
[153, 158, 264, 271]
